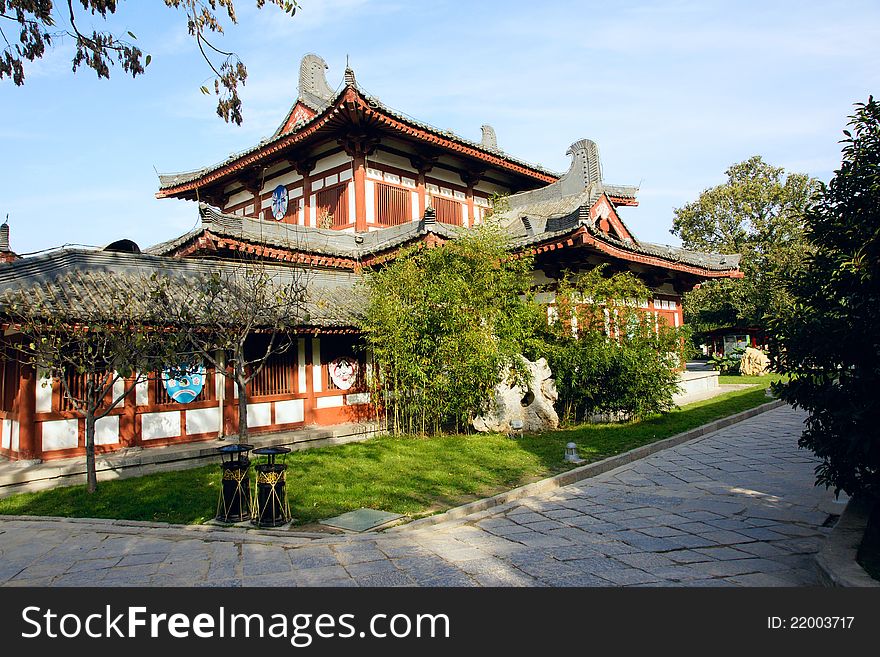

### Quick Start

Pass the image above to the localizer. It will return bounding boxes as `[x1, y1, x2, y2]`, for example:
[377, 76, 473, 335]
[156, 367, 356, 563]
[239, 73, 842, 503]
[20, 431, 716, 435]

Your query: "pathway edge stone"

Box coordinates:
[815, 496, 879, 587]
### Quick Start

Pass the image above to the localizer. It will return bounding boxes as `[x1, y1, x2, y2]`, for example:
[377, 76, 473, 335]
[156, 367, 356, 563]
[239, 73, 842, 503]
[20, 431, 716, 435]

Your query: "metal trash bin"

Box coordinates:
[252, 446, 291, 527]
[215, 443, 254, 522]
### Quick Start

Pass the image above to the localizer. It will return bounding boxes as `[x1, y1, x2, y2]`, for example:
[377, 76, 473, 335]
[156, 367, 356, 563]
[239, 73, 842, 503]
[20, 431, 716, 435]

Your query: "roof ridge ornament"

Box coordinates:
[298, 53, 334, 110]
[565, 139, 603, 186]
[481, 124, 499, 150]
[344, 66, 357, 87]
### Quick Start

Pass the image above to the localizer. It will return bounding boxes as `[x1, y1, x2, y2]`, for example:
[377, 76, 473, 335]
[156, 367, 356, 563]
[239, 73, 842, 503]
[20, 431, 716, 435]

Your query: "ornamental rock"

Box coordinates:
[473, 356, 559, 434]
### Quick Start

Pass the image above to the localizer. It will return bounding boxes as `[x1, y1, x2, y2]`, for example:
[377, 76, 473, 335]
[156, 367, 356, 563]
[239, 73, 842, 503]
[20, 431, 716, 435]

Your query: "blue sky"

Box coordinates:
[2, 0, 878, 255]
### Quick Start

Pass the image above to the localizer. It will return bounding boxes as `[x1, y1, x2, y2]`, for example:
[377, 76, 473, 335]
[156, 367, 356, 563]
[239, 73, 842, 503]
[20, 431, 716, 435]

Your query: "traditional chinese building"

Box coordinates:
[0, 54, 741, 462]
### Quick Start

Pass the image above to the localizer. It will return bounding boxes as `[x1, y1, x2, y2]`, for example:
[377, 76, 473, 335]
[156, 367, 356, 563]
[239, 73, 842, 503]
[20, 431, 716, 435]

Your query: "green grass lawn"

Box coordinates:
[0, 385, 777, 527]
[719, 373, 789, 386]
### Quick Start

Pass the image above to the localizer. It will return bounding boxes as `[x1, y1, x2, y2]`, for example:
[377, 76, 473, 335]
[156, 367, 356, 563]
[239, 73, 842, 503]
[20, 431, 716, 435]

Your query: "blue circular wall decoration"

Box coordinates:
[271, 185, 289, 220]
[162, 365, 206, 404]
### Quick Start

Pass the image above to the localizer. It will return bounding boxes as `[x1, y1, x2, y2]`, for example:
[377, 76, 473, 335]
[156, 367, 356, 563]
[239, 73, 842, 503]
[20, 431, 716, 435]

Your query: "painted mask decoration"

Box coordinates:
[328, 357, 358, 390]
[271, 184, 289, 220]
[162, 365, 206, 404]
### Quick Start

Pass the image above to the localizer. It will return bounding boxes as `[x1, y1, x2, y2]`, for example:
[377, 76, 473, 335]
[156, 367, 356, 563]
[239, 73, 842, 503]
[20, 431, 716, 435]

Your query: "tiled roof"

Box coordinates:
[157, 78, 559, 192]
[147, 204, 462, 259]
[0, 250, 365, 328]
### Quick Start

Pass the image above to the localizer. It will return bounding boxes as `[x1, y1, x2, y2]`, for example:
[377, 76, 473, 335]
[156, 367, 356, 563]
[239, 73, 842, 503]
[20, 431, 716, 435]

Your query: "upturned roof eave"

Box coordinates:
[155, 84, 560, 199]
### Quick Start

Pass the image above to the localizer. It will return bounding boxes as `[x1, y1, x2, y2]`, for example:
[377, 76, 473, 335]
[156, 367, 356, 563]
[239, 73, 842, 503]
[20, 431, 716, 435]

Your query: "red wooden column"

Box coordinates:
[460, 170, 483, 228]
[293, 157, 316, 227]
[417, 171, 427, 217]
[410, 153, 437, 218]
[353, 153, 367, 232]
[119, 374, 138, 447]
[304, 338, 316, 425]
[341, 135, 378, 232]
[16, 364, 38, 460]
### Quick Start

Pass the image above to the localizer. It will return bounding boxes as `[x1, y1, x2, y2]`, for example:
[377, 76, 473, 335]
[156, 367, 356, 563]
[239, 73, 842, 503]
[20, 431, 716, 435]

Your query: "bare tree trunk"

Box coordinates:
[85, 411, 97, 494]
[236, 374, 248, 443]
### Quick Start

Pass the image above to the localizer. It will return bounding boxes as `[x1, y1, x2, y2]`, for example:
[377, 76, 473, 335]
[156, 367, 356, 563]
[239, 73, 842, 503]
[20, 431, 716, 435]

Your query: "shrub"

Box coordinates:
[542, 267, 690, 424]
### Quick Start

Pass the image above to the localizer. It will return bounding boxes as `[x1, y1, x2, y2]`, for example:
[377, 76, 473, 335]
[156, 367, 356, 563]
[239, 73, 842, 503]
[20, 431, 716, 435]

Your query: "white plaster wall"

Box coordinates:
[346, 393, 370, 406]
[312, 338, 322, 392]
[369, 149, 417, 173]
[316, 395, 344, 409]
[475, 180, 510, 196]
[428, 167, 465, 186]
[95, 416, 119, 446]
[365, 180, 375, 223]
[42, 419, 79, 451]
[411, 190, 419, 220]
[11, 420, 19, 452]
[247, 402, 272, 427]
[226, 189, 252, 207]
[263, 160, 289, 177]
[297, 338, 307, 393]
[112, 374, 125, 409]
[35, 373, 53, 413]
[136, 379, 149, 406]
[314, 151, 351, 174]
[142, 411, 181, 441]
[262, 169, 302, 193]
[347, 180, 355, 224]
[1, 418, 9, 449]
[275, 399, 304, 424]
[186, 407, 220, 435]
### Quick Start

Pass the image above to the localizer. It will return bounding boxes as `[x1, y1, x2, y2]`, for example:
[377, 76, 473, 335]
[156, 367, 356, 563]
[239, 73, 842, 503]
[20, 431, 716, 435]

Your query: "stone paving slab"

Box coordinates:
[0, 406, 836, 587]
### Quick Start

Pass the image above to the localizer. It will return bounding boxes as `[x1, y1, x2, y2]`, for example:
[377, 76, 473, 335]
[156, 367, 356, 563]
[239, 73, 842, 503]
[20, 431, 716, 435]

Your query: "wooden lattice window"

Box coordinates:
[376, 182, 412, 226]
[250, 350, 296, 397]
[59, 371, 119, 412]
[316, 183, 350, 228]
[432, 196, 463, 226]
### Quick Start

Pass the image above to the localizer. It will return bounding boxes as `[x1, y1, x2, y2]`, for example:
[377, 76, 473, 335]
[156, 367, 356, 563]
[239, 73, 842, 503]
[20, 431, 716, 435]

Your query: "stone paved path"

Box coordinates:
[0, 406, 838, 587]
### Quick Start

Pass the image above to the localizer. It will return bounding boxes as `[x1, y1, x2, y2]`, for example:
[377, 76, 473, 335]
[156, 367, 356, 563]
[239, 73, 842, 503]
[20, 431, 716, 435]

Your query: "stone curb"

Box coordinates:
[815, 497, 880, 587]
[390, 399, 786, 532]
[0, 514, 333, 544]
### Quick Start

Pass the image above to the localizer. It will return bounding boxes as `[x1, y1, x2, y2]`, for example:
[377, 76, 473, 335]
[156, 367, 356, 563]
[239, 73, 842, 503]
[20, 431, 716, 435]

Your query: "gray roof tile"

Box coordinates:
[0, 250, 365, 328]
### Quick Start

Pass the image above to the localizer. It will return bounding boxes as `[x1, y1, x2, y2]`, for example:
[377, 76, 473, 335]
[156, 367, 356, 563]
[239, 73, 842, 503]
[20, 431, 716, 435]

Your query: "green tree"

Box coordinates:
[772, 97, 880, 501]
[671, 156, 818, 334]
[0, 0, 298, 124]
[360, 223, 541, 435]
